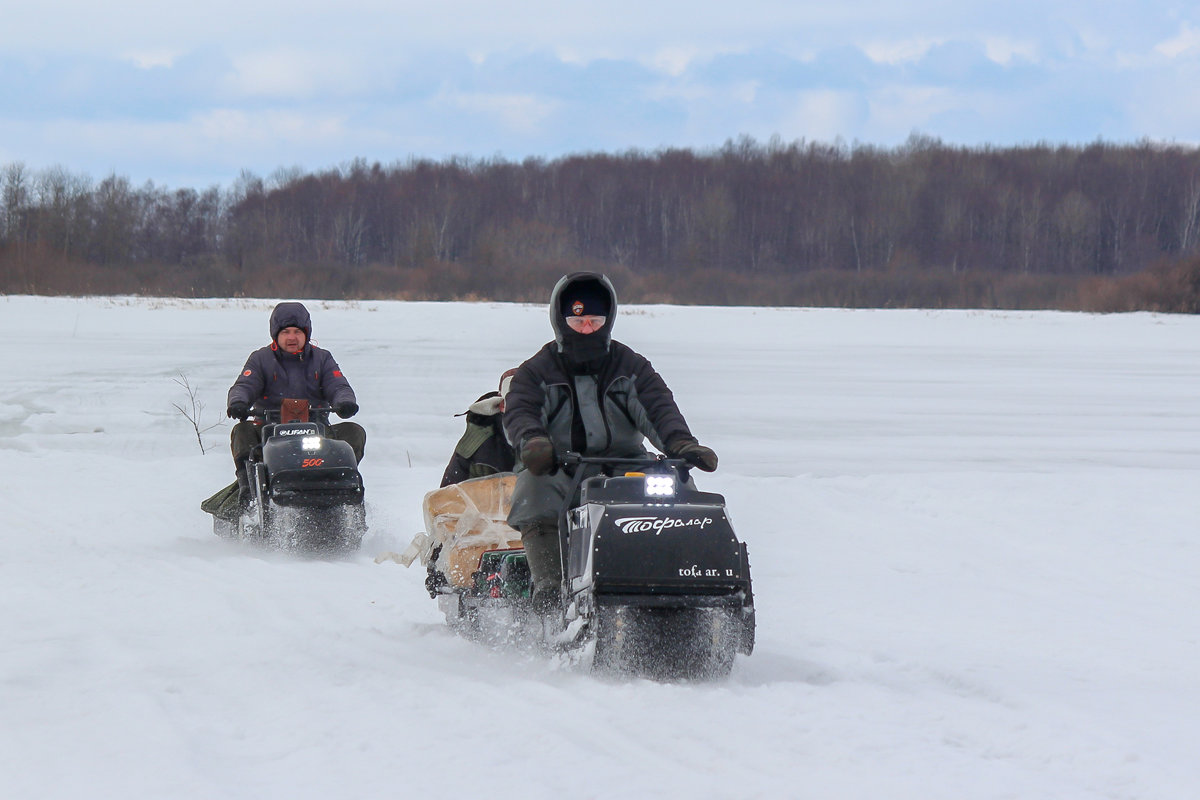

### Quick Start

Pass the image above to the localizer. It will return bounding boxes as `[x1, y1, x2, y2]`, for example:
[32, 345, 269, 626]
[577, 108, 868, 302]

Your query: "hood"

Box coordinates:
[270, 302, 312, 341]
[459, 390, 504, 422]
[549, 272, 618, 367]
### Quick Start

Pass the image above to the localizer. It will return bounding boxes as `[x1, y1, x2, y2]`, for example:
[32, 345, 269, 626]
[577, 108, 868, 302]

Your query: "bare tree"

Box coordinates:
[172, 372, 222, 454]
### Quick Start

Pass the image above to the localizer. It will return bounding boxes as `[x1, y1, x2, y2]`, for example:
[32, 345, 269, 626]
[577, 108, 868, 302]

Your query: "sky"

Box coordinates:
[2, 0, 1200, 189]
[2, 296, 1199, 798]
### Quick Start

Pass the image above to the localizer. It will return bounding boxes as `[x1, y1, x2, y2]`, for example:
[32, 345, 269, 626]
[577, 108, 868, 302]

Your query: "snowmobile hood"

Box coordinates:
[549, 272, 618, 367]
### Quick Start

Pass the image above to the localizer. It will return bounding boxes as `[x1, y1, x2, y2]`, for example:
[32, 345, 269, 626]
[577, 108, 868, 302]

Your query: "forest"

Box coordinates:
[2, 135, 1199, 311]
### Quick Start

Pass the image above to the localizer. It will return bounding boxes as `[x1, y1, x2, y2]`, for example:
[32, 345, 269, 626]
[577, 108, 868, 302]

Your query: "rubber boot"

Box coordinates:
[234, 460, 252, 509]
[520, 521, 562, 613]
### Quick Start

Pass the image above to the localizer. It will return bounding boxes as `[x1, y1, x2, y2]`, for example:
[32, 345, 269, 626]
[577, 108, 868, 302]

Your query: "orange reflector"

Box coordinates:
[624, 471, 646, 477]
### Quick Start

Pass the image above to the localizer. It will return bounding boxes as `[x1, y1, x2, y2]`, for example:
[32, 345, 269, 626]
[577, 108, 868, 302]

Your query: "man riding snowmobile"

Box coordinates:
[502, 272, 719, 612]
[225, 302, 365, 509]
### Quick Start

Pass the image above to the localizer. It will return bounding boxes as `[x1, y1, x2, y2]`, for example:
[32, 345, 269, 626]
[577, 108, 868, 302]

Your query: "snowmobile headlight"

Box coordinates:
[645, 475, 676, 497]
[301, 436, 322, 451]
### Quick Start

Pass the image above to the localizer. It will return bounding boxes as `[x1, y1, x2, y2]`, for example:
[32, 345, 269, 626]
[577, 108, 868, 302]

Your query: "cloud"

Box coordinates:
[225, 49, 378, 100]
[0, 108, 370, 188]
[909, 40, 1028, 88]
[436, 91, 559, 135]
[647, 47, 705, 77]
[861, 37, 941, 65]
[3, 1, 1199, 187]
[1155, 22, 1200, 58]
[864, 85, 960, 138]
[782, 90, 869, 141]
[982, 37, 1039, 65]
[121, 49, 182, 69]
[193, 109, 350, 148]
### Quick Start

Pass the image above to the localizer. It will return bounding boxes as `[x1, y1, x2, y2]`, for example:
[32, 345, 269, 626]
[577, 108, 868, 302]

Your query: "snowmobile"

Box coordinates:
[212, 399, 367, 554]
[422, 453, 755, 680]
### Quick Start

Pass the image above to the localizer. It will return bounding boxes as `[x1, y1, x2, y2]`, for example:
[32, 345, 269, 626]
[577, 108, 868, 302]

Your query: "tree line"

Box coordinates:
[2, 135, 1199, 311]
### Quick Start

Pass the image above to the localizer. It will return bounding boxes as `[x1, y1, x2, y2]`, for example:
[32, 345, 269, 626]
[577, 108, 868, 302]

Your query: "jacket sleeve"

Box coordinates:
[627, 350, 693, 449]
[502, 355, 550, 450]
[440, 452, 468, 487]
[227, 349, 267, 408]
[317, 349, 356, 406]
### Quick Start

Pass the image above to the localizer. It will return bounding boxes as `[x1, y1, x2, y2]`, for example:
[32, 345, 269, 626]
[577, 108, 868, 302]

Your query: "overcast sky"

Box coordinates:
[2, 0, 1199, 189]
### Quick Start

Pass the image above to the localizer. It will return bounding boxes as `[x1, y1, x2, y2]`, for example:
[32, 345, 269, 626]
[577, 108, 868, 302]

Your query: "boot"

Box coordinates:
[520, 521, 563, 612]
[235, 461, 252, 509]
[531, 584, 562, 616]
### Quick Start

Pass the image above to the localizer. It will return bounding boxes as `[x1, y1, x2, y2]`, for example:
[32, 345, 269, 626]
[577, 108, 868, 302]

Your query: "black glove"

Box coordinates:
[520, 435, 556, 476]
[227, 400, 250, 420]
[335, 401, 359, 418]
[667, 435, 718, 472]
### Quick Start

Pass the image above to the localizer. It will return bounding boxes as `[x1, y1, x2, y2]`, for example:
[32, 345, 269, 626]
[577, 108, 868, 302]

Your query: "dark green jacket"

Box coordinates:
[440, 413, 515, 487]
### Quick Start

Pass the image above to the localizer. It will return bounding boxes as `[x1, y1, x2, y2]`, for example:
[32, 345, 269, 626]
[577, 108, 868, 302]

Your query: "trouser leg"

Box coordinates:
[230, 421, 261, 503]
[328, 422, 366, 463]
[520, 520, 563, 610]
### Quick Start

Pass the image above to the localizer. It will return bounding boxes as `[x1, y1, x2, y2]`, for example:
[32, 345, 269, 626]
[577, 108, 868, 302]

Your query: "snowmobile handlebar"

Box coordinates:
[559, 451, 691, 472]
[243, 404, 340, 423]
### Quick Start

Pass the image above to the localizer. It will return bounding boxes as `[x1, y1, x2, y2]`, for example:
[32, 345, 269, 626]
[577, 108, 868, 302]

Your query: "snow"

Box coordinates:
[1, 295, 1198, 799]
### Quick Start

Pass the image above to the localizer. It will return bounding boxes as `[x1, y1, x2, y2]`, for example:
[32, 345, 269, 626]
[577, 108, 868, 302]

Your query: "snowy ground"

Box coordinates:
[1, 295, 1198, 800]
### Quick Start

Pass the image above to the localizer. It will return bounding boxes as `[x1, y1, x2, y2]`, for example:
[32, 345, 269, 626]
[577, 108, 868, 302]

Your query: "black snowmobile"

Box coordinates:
[436, 452, 755, 680]
[213, 399, 366, 554]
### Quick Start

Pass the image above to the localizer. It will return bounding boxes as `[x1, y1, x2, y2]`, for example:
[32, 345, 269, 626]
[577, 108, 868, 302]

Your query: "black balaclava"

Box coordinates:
[549, 272, 617, 370]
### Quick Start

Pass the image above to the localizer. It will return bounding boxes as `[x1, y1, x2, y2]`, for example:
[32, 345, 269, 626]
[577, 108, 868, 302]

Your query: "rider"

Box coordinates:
[502, 272, 718, 610]
[226, 301, 365, 505]
[440, 368, 518, 487]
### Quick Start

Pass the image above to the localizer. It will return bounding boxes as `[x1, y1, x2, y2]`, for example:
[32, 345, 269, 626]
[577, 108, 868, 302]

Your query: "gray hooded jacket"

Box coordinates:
[503, 273, 694, 527]
[227, 302, 356, 413]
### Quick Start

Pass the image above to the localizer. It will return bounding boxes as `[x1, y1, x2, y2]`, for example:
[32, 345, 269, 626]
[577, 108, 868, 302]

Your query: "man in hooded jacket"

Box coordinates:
[503, 272, 718, 609]
[225, 301, 365, 505]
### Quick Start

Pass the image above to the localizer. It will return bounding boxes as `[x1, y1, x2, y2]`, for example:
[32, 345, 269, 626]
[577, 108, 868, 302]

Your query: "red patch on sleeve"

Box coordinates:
[243, 370, 252, 376]
[333, 370, 343, 377]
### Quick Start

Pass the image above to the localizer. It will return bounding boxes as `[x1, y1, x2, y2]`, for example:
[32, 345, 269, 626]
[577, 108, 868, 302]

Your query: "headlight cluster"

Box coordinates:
[644, 475, 676, 497]
[301, 436, 322, 451]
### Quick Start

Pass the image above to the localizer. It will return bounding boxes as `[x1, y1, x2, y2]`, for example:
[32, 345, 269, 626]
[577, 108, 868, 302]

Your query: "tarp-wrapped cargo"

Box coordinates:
[414, 473, 522, 587]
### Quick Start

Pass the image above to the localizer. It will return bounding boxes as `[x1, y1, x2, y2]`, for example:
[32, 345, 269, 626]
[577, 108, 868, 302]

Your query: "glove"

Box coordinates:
[227, 400, 250, 420]
[667, 435, 718, 472]
[335, 401, 359, 418]
[520, 435, 556, 476]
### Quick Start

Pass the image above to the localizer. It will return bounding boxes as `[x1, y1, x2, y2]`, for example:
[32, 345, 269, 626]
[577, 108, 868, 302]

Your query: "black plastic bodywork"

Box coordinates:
[225, 405, 368, 555]
[563, 467, 755, 656]
[260, 421, 364, 508]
